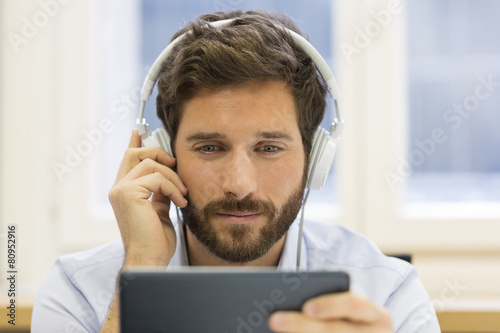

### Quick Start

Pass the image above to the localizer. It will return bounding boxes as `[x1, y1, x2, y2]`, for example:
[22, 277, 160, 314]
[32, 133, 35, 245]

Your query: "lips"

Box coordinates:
[216, 211, 262, 224]
[219, 211, 259, 217]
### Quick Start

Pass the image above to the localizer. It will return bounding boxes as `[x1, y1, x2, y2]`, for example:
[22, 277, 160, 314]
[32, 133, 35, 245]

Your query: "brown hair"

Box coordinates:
[156, 10, 327, 156]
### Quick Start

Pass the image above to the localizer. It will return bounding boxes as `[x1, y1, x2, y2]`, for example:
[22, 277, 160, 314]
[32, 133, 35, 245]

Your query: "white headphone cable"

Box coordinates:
[296, 186, 311, 270]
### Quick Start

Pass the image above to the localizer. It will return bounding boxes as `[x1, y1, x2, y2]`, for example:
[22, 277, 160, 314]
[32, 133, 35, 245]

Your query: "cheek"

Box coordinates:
[177, 159, 222, 205]
[259, 154, 306, 196]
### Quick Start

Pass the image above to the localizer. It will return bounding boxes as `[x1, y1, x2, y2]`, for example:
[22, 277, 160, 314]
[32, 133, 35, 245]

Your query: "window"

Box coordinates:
[338, 0, 500, 251]
[405, 0, 500, 203]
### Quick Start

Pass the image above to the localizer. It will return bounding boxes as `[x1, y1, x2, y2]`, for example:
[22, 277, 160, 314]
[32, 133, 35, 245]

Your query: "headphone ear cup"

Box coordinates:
[307, 127, 338, 190]
[151, 128, 173, 156]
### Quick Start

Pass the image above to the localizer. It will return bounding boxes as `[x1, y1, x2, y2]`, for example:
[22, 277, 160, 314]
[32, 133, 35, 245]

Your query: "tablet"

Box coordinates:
[119, 268, 349, 333]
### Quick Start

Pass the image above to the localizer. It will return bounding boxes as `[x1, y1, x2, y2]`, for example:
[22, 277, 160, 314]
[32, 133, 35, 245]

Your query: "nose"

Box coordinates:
[221, 150, 258, 200]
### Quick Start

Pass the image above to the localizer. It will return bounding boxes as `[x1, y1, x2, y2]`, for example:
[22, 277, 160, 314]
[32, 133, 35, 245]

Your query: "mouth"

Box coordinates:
[216, 211, 262, 224]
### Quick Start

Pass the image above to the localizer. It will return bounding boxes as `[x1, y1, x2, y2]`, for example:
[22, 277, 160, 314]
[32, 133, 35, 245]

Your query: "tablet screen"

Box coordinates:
[120, 268, 349, 333]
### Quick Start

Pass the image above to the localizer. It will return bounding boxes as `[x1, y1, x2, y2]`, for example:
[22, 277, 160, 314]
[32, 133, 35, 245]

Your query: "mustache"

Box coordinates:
[186, 195, 277, 220]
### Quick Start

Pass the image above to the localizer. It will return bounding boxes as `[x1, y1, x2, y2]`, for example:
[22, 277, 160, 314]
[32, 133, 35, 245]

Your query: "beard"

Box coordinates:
[180, 174, 307, 264]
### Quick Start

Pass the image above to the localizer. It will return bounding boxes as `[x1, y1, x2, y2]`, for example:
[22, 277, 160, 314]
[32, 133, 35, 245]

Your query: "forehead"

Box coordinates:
[178, 81, 299, 136]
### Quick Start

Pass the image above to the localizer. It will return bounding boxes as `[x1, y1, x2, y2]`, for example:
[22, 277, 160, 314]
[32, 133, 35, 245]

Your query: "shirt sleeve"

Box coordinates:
[31, 260, 101, 333]
[385, 265, 441, 333]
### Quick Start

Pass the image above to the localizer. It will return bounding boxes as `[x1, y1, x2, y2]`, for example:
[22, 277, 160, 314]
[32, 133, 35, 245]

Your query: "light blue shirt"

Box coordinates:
[31, 219, 441, 332]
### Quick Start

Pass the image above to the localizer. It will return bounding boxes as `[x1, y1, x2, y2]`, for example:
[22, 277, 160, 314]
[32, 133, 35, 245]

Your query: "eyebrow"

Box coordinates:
[256, 131, 294, 141]
[186, 132, 225, 142]
[185, 131, 294, 142]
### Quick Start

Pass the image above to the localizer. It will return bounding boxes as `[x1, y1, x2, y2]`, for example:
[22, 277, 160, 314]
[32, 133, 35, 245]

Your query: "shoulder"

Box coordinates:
[32, 238, 125, 332]
[303, 220, 406, 269]
[56, 238, 125, 317]
[57, 237, 125, 280]
[302, 220, 413, 298]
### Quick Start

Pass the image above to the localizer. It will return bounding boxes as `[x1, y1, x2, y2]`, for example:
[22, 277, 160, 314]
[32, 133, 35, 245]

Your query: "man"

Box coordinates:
[31, 10, 440, 332]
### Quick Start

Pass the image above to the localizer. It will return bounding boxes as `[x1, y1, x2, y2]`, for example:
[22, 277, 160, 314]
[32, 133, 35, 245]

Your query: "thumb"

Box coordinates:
[129, 129, 142, 148]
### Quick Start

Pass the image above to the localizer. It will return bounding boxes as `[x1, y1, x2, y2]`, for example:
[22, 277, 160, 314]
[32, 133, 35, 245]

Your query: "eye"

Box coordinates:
[262, 145, 279, 153]
[257, 145, 283, 155]
[199, 145, 218, 153]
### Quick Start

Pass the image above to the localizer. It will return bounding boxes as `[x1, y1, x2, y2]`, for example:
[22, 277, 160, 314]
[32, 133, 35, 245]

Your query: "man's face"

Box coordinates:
[175, 81, 306, 263]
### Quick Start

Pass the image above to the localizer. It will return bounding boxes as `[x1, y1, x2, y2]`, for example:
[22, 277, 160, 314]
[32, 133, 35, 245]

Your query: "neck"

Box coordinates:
[184, 227, 286, 267]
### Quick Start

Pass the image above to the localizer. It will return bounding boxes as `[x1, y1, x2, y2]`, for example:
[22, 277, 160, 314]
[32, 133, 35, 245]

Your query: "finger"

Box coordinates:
[269, 311, 383, 333]
[302, 292, 382, 323]
[128, 129, 142, 148]
[152, 190, 171, 205]
[269, 311, 346, 333]
[269, 312, 311, 332]
[151, 197, 172, 224]
[122, 158, 188, 195]
[152, 199, 178, 257]
[129, 172, 188, 208]
[115, 146, 177, 185]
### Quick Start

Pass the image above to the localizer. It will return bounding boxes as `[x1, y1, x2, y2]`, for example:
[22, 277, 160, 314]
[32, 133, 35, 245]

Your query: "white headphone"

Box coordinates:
[136, 18, 344, 191]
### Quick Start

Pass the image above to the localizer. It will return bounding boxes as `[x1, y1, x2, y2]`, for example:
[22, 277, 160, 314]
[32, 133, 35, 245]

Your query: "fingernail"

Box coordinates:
[304, 302, 318, 316]
[270, 312, 286, 326]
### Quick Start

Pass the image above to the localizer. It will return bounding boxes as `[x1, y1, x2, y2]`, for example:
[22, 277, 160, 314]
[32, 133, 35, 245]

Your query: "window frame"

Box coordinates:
[334, 1, 500, 254]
